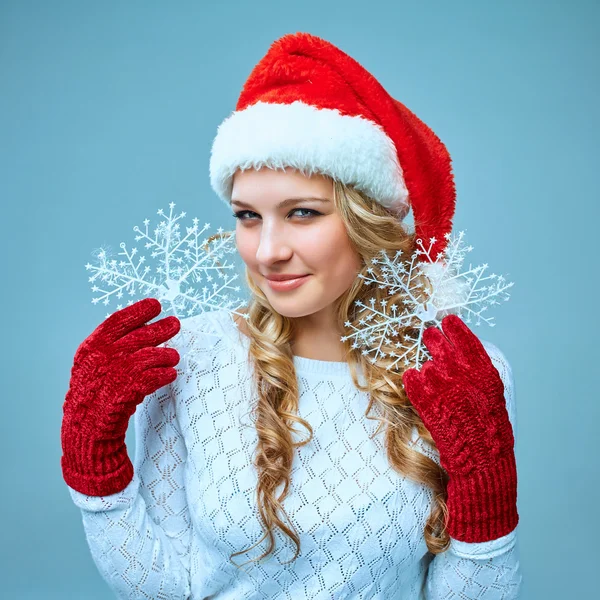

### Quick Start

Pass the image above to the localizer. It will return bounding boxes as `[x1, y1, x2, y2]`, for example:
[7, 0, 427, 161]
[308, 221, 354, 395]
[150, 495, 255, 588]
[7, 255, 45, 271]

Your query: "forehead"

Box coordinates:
[231, 167, 333, 202]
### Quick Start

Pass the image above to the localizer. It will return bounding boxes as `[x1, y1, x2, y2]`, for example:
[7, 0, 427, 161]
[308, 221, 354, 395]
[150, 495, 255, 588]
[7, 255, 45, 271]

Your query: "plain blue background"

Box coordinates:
[1, 1, 598, 598]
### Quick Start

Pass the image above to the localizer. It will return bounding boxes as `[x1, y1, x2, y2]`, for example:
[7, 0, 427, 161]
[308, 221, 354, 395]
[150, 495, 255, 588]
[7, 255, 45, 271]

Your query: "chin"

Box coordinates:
[266, 297, 331, 320]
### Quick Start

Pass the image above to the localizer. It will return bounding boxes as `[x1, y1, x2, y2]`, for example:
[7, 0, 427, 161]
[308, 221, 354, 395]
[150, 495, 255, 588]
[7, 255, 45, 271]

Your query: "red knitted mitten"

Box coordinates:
[402, 314, 518, 542]
[61, 298, 181, 496]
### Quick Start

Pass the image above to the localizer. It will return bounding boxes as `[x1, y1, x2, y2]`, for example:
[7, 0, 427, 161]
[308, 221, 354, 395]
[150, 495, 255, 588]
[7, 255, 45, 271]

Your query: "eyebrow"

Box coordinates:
[230, 197, 332, 209]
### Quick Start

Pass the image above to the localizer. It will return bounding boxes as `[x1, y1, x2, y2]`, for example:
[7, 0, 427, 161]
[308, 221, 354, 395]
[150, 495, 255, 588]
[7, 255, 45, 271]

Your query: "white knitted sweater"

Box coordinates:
[67, 308, 523, 599]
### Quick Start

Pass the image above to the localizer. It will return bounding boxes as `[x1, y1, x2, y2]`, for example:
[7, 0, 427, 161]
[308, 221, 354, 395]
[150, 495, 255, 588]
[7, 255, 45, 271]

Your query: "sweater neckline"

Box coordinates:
[217, 309, 353, 378]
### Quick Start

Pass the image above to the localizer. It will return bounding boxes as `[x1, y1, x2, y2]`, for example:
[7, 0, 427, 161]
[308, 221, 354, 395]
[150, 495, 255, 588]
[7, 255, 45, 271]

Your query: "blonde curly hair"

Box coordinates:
[222, 177, 450, 568]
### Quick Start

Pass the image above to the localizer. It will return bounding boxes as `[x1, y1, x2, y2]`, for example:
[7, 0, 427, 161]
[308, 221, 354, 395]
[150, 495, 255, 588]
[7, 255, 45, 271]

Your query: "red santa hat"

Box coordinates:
[209, 32, 457, 264]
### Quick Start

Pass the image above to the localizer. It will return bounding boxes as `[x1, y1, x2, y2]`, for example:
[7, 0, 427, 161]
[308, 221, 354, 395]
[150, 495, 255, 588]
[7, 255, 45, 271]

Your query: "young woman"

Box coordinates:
[61, 33, 522, 599]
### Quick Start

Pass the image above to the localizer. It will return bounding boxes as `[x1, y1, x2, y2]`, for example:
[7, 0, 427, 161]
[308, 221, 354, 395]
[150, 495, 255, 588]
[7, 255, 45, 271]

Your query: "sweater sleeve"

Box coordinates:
[424, 341, 523, 599]
[66, 359, 192, 599]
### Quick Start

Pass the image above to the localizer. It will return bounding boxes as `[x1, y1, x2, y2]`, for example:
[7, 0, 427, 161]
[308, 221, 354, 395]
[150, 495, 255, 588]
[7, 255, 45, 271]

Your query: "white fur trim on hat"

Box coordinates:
[209, 100, 409, 215]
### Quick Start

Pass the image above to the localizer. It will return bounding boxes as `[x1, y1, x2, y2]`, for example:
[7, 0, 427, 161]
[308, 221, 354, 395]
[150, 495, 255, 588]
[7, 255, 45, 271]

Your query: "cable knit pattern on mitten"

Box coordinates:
[61, 298, 181, 496]
[402, 315, 519, 543]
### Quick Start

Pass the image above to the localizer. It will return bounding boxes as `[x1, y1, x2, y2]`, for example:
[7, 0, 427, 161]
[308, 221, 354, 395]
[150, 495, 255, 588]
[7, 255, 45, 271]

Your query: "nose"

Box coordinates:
[255, 220, 293, 265]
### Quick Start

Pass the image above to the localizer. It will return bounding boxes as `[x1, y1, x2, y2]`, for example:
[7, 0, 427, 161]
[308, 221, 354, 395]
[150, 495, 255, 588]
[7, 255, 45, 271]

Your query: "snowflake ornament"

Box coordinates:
[340, 230, 514, 372]
[85, 202, 249, 322]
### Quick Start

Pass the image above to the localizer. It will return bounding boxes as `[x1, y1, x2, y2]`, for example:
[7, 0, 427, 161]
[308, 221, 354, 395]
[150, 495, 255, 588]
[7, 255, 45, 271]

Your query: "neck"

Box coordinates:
[233, 307, 346, 362]
[290, 316, 345, 361]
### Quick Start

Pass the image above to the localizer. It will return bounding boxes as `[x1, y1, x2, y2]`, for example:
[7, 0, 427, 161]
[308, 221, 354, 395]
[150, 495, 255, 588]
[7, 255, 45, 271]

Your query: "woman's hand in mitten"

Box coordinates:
[61, 298, 181, 496]
[402, 314, 518, 542]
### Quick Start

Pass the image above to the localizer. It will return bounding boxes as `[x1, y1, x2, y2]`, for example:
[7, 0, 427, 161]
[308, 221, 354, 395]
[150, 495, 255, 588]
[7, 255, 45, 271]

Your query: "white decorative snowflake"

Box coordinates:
[85, 202, 249, 321]
[340, 230, 514, 371]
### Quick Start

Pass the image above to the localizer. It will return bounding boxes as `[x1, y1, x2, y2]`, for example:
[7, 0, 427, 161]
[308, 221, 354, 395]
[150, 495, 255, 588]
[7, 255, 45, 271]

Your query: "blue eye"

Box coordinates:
[290, 208, 320, 218]
[232, 208, 321, 221]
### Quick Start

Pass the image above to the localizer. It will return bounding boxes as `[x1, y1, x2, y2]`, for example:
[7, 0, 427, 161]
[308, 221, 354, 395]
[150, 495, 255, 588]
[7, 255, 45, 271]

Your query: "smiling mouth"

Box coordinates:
[264, 274, 310, 281]
[264, 274, 311, 290]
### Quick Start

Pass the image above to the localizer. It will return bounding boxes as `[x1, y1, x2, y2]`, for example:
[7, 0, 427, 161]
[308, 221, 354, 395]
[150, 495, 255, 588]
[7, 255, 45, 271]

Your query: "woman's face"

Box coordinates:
[230, 167, 362, 322]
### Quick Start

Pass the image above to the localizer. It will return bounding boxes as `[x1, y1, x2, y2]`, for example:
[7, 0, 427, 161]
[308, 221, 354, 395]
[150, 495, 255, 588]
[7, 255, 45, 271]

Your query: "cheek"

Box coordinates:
[235, 231, 257, 265]
[328, 248, 361, 280]
[319, 222, 355, 259]
[312, 224, 361, 276]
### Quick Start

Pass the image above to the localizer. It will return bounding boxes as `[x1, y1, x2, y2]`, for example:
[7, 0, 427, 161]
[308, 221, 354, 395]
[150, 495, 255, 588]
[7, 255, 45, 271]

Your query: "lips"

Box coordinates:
[265, 274, 309, 281]
[265, 274, 311, 291]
